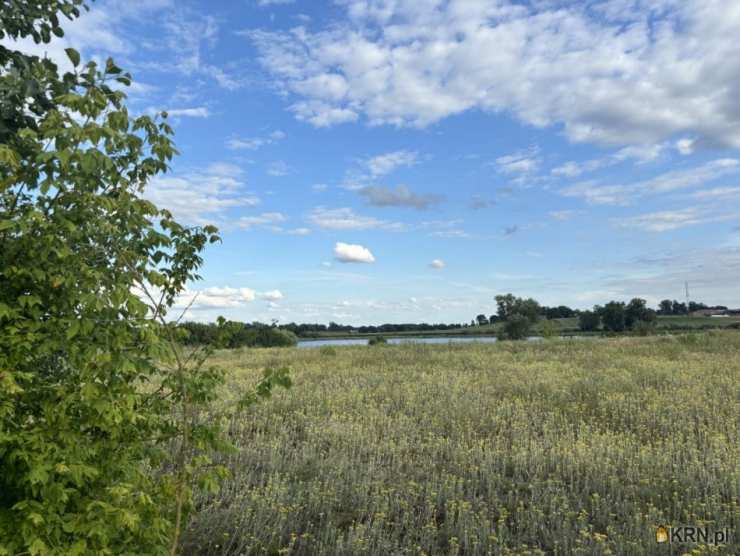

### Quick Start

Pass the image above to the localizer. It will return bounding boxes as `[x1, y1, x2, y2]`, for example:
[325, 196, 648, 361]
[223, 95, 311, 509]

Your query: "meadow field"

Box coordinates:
[183, 332, 739, 555]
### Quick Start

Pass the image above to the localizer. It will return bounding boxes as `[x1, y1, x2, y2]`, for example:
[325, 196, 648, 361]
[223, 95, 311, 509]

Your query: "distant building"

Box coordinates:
[691, 308, 740, 317]
[690, 309, 727, 317]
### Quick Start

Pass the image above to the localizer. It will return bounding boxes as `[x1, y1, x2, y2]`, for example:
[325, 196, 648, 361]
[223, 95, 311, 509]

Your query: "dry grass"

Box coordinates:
[182, 332, 739, 555]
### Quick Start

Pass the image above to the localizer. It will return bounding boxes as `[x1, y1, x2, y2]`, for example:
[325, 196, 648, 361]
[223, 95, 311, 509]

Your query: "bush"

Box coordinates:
[319, 345, 337, 357]
[498, 314, 532, 341]
[540, 320, 558, 339]
[368, 336, 388, 346]
[253, 327, 298, 348]
[632, 320, 657, 336]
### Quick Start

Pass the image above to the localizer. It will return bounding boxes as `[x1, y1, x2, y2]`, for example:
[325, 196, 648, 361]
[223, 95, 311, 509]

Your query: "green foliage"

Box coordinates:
[494, 294, 540, 340]
[498, 314, 532, 341]
[368, 336, 388, 346]
[578, 310, 601, 332]
[624, 298, 656, 329]
[539, 319, 558, 339]
[318, 345, 337, 357]
[0, 4, 290, 554]
[179, 321, 298, 348]
[495, 293, 540, 324]
[632, 319, 657, 336]
[598, 301, 626, 332]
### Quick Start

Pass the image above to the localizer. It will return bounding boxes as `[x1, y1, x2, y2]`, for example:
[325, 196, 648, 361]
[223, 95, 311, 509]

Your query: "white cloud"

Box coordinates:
[162, 107, 210, 118]
[496, 151, 540, 174]
[246, 1, 740, 148]
[227, 130, 285, 150]
[561, 159, 740, 205]
[257, 0, 295, 6]
[549, 210, 581, 221]
[334, 242, 376, 264]
[175, 286, 256, 310]
[145, 165, 259, 226]
[690, 187, 740, 200]
[551, 143, 668, 178]
[238, 212, 287, 230]
[267, 161, 291, 176]
[365, 150, 419, 177]
[359, 185, 440, 209]
[261, 289, 284, 301]
[429, 259, 446, 269]
[307, 207, 404, 231]
[676, 138, 696, 156]
[611, 207, 739, 232]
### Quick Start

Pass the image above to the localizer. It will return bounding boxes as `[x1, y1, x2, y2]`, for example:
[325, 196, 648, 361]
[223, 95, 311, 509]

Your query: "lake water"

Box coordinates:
[297, 336, 543, 348]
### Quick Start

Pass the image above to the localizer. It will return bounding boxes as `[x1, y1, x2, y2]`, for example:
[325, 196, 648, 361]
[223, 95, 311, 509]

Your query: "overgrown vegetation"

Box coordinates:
[0, 4, 289, 554]
[184, 332, 739, 555]
[179, 321, 298, 348]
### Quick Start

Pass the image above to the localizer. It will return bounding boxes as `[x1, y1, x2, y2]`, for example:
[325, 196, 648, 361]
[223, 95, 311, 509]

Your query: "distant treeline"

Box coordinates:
[179, 298, 736, 348]
[179, 321, 298, 348]
[284, 322, 465, 336]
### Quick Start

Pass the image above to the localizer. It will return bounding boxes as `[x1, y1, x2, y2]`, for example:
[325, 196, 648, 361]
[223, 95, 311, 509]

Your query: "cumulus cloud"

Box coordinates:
[359, 185, 440, 209]
[429, 259, 446, 269]
[246, 1, 740, 148]
[307, 207, 404, 231]
[334, 242, 376, 264]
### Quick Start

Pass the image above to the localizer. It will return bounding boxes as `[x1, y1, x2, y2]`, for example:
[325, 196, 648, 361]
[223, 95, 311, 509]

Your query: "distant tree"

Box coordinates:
[476, 314, 489, 326]
[658, 299, 673, 315]
[672, 300, 687, 315]
[489, 314, 500, 324]
[499, 314, 532, 340]
[495, 294, 541, 340]
[625, 298, 647, 328]
[578, 310, 601, 332]
[495, 294, 541, 324]
[600, 301, 626, 332]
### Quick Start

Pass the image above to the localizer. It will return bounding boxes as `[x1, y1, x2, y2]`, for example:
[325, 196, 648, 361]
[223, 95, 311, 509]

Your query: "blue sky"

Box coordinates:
[9, 0, 740, 324]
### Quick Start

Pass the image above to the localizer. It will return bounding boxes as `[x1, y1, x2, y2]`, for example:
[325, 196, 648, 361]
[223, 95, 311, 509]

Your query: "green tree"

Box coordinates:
[499, 314, 532, 340]
[0, 4, 290, 554]
[658, 299, 673, 315]
[495, 294, 540, 340]
[599, 302, 626, 332]
[578, 310, 601, 332]
[625, 298, 658, 330]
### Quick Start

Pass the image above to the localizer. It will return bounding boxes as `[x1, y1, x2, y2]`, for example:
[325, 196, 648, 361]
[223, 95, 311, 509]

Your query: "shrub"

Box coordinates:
[319, 345, 338, 357]
[632, 319, 657, 336]
[540, 319, 559, 339]
[498, 314, 532, 341]
[368, 336, 388, 346]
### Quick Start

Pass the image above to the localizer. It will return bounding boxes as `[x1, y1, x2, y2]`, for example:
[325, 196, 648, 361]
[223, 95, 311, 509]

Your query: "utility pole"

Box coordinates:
[685, 281, 690, 316]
